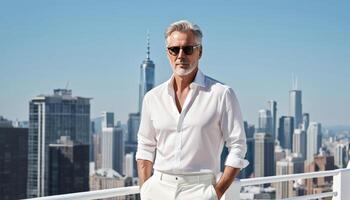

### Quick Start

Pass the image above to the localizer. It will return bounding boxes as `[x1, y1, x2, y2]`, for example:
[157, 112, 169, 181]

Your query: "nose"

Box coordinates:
[177, 48, 186, 58]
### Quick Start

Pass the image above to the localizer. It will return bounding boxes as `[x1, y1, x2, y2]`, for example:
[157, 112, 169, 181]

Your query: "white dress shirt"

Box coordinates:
[136, 70, 248, 175]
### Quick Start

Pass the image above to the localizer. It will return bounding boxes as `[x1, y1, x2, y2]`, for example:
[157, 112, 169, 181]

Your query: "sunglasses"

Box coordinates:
[167, 44, 201, 56]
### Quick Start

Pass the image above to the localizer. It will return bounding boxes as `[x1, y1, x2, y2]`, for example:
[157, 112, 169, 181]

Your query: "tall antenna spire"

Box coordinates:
[146, 30, 150, 60]
[291, 73, 299, 90]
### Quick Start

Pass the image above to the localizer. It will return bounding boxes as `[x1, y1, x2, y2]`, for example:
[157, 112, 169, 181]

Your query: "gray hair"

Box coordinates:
[165, 20, 203, 45]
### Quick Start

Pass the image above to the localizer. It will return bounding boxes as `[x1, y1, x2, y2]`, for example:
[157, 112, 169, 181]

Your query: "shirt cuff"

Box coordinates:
[225, 153, 249, 169]
[135, 148, 155, 163]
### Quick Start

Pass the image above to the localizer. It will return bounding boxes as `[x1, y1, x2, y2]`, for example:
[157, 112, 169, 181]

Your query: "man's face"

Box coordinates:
[166, 31, 202, 77]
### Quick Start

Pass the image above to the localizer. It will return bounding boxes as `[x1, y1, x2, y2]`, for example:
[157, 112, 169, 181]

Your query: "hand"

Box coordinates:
[214, 186, 223, 200]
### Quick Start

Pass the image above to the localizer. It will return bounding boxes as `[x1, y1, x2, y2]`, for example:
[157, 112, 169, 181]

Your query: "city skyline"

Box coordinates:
[1, 1, 350, 126]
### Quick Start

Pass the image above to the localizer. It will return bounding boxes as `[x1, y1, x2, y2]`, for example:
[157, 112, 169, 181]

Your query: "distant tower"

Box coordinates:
[334, 143, 349, 168]
[276, 154, 304, 199]
[139, 32, 155, 112]
[101, 112, 114, 128]
[254, 132, 275, 178]
[302, 113, 310, 132]
[267, 100, 277, 139]
[258, 109, 273, 136]
[306, 122, 322, 164]
[292, 128, 307, 160]
[101, 120, 124, 175]
[289, 75, 302, 129]
[278, 116, 294, 150]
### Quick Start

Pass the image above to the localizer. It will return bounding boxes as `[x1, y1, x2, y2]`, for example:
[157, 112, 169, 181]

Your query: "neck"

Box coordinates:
[173, 68, 198, 92]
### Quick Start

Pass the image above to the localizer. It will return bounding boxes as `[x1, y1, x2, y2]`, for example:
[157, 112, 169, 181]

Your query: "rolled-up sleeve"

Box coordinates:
[220, 88, 249, 169]
[135, 93, 157, 162]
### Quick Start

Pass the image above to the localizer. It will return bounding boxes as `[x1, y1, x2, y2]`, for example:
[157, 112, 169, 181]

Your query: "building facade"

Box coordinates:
[27, 89, 90, 197]
[0, 127, 28, 199]
[48, 136, 89, 195]
[278, 116, 294, 150]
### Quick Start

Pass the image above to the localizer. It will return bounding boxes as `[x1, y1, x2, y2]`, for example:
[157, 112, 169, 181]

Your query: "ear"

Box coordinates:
[199, 46, 202, 59]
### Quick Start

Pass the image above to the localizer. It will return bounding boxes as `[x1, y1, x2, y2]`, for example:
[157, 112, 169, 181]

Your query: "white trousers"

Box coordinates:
[140, 171, 219, 200]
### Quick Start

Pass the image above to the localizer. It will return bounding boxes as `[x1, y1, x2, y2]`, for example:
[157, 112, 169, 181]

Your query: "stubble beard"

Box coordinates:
[173, 62, 198, 77]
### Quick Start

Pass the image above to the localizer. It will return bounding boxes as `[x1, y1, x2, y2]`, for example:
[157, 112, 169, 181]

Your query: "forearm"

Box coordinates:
[214, 166, 240, 198]
[137, 159, 153, 186]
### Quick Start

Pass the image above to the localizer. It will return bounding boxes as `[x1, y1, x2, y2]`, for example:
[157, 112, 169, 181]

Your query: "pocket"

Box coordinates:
[140, 176, 153, 193]
[210, 185, 218, 200]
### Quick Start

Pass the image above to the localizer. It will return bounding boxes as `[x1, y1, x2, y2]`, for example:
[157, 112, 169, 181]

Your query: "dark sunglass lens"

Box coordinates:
[183, 46, 194, 55]
[168, 47, 180, 55]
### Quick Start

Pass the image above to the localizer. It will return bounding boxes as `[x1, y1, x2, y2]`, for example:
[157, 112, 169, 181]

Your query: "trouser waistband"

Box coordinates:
[153, 170, 215, 184]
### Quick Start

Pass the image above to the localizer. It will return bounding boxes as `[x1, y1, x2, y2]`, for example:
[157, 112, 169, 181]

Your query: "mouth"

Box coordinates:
[176, 63, 189, 67]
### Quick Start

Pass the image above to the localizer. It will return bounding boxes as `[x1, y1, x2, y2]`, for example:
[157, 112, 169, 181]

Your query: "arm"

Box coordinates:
[137, 159, 153, 187]
[217, 88, 249, 198]
[214, 166, 240, 199]
[135, 93, 157, 187]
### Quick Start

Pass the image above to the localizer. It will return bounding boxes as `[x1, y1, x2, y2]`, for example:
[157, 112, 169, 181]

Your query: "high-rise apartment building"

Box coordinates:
[27, 89, 90, 197]
[278, 116, 294, 150]
[306, 122, 322, 164]
[275, 154, 304, 199]
[334, 143, 349, 168]
[0, 127, 28, 199]
[254, 132, 275, 178]
[292, 128, 307, 160]
[48, 136, 89, 195]
[258, 109, 273, 136]
[101, 123, 124, 175]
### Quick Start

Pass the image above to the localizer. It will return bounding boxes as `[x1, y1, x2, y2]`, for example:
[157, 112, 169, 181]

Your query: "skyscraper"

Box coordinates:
[101, 111, 115, 128]
[27, 89, 91, 197]
[275, 154, 304, 199]
[139, 33, 155, 112]
[125, 153, 134, 178]
[258, 109, 273, 136]
[334, 143, 349, 168]
[48, 136, 89, 195]
[101, 123, 124, 175]
[306, 122, 322, 164]
[302, 113, 310, 132]
[278, 116, 294, 150]
[292, 128, 307, 160]
[267, 100, 277, 139]
[254, 132, 275, 178]
[289, 89, 302, 129]
[0, 126, 28, 199]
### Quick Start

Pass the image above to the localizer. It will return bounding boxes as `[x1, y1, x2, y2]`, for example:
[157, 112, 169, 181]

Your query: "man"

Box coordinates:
[136, 20, 248, 200]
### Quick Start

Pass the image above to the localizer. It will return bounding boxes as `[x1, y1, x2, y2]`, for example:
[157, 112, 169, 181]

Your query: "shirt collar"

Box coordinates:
[166, 69, 206, 93]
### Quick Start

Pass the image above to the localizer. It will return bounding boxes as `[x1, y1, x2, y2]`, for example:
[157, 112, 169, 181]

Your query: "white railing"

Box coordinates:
[27, 167, 350, 200]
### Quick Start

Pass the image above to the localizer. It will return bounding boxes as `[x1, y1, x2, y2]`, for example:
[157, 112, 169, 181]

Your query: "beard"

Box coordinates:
[173, 62, 198, 77]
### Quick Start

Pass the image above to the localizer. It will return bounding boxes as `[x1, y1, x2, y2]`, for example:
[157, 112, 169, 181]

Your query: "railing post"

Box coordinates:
[332, 162, 350, 200]
[222, 178, 240, 200]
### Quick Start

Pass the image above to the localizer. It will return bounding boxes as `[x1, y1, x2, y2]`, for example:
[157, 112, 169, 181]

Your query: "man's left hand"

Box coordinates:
[214, 186, 223, 199]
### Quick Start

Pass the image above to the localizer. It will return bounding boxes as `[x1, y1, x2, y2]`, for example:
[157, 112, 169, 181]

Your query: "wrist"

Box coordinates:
[214, 186, 223, 199]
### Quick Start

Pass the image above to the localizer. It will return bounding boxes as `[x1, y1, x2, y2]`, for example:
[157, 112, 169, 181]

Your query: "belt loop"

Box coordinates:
[160, 172, 163, 181]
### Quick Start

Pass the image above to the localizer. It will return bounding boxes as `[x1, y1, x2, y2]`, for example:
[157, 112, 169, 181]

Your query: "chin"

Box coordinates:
[174, 67, 196, 77]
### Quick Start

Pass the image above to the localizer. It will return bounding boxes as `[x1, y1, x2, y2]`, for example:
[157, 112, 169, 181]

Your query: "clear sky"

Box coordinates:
[1, 0, 349, 126]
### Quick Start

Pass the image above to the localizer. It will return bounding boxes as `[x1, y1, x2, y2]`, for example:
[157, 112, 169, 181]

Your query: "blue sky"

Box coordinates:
[0, 0, 349, 126]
